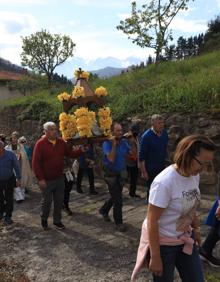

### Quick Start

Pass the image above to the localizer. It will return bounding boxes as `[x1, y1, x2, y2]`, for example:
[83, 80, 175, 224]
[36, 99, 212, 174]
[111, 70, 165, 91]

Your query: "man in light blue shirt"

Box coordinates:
[0, 141, 21, 224]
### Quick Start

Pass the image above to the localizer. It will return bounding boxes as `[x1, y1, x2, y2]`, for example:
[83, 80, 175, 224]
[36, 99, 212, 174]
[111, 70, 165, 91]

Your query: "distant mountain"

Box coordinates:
[0, 55, 145, 79]
[56, 56, 144, 78]
[90, 66, 127, 78]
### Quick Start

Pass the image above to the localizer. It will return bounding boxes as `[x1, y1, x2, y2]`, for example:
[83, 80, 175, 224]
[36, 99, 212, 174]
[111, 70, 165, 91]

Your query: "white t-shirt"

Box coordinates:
[148, 165, 200, 238]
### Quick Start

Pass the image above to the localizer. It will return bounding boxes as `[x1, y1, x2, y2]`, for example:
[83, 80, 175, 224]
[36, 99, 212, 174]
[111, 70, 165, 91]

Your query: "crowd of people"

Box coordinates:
[0, 114, 220, 281]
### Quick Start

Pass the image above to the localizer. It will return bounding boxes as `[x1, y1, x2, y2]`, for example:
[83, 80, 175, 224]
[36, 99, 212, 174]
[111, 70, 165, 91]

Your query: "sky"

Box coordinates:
[0, 0, 220, 76]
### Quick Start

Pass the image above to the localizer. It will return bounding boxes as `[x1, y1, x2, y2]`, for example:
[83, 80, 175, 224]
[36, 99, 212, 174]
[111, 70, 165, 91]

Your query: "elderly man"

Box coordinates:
[99, 123, 131, 232]
[139, 114, 169, 199]
[32, 122, 85, 230]
[0, 141, 21, 224]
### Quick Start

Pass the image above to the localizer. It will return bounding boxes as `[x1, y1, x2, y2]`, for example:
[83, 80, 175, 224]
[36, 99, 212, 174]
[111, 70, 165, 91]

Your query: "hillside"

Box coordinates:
[1, 50, 220, 121]
[93, 50, 220, 119]
[0, 57, 26, 74]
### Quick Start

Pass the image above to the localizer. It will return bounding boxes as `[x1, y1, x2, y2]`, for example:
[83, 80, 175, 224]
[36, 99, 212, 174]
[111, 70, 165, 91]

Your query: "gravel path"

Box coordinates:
[0, 180, 220, 282]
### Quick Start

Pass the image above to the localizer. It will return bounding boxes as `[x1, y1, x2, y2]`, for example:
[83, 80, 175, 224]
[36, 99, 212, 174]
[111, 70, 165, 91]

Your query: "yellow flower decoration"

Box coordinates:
[57, 92, 71, 102]
[74, 69, 90, 81]
[74, 107, 96, 138]
[95, 86, 108, 97]
[98, 107, 112, 136]
[59, 112, 77, 141]
[72, 86, 85, 98]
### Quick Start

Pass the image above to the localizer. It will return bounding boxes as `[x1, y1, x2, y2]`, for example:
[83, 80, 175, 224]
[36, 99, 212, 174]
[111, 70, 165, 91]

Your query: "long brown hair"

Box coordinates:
[173, 135, 216, 175]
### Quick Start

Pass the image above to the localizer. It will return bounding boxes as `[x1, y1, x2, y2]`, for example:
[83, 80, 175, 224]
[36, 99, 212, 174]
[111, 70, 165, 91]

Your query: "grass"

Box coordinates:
[92, 50, 220, 119]
[1, 50, 220, 121]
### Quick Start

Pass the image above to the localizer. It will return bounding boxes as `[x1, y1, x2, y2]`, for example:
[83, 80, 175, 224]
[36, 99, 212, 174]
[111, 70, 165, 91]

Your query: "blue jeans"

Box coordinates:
[153, 244, 204, 282]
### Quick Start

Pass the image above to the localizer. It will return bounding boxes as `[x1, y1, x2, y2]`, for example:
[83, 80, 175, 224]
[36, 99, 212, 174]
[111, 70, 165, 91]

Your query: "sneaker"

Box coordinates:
[53, 222, 65, 230]
[41, 219, 48, 231]
[99, 209, 111, 222]
[63, 207, 73, 216]
[4, 217, 13, 225]
[89, 190, 98, 195]
[199, 247, 220, 267]
[76, 188, 83, 194]
[115, 223, 126, 232]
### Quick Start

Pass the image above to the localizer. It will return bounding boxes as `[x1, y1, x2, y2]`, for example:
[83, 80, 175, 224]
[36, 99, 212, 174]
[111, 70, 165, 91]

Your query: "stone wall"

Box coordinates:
[128, 112, 220, 194]
[0, 85, 23, 100]
[1, 107, 220, 193]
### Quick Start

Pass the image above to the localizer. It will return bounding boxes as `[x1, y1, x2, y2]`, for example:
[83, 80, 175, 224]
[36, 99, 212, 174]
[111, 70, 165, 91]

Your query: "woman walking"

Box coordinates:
[131, 135, 215, 282]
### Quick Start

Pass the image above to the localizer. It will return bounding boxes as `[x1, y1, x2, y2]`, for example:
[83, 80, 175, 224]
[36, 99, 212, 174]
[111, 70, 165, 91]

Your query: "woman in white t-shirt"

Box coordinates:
[132, 135, 215, 282]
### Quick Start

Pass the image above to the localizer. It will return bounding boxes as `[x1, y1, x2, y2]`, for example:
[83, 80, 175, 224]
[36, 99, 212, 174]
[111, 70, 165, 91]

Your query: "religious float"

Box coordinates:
[57, 68, 112, 145]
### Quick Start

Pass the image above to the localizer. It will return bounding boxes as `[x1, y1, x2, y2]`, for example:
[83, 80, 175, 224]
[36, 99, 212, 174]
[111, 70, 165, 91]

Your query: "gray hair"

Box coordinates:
[0, 140, 5, 149]
[151, 114, 163, 123]
[43, 122, 56, 131]
[18, 136, 27, 143]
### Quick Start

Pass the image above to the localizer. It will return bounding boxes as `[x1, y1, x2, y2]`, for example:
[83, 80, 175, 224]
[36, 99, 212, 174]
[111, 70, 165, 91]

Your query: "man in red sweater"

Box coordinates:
[32, 121, 85, 230]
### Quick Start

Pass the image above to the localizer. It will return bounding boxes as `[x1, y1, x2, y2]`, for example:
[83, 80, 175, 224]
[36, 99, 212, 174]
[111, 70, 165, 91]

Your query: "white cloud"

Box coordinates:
[70, 0, 124, 8]
[0, 11, 38, 64]
[0, 0, 49, 5]
[171, 18, 207, 33]
[0, 11, 37, 45]
[217, 0, 220, 8]
[117, 13, 131, 21]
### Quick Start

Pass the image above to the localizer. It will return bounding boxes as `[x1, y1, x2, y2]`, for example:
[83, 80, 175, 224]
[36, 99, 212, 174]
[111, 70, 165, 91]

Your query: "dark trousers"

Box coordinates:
[0, 176, 16, 218]
[153, 245, 204, 282]
[100, 175, 123, 225]
[146, 169, 163, 199]
[63, 176, 74, 208]
[202, 218, 220, 255]
[41, 176, 64, 224]
[127, 165, 138, 196]
[76, 167, 95, 191]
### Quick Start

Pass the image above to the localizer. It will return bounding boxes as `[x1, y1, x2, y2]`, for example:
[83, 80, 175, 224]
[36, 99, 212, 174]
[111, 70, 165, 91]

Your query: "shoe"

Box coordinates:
[76, 188, 83, 194]
[16, 200, 24, 203]
[199, 247, 220, 267]
[89, 190, 98, 195]
[4, 217, 13, 225]
[41, 219, 48, 230]
[53, 222, 65, 230]
[99, 209, 111, 222]
[129, 193, 141, 198]
[63, 207, 73, 216]
[115, 224, 126, 232]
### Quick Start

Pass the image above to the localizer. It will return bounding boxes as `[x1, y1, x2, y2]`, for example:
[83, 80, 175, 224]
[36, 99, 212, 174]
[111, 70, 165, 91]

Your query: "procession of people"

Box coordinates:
[0, 114, 220, 282]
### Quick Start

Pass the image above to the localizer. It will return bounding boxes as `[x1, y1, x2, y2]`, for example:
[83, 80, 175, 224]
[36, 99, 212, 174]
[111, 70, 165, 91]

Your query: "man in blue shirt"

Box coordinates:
[139, 114, 168, 198]
[99, 123, 131, 232]
[0, 140, 21, 224]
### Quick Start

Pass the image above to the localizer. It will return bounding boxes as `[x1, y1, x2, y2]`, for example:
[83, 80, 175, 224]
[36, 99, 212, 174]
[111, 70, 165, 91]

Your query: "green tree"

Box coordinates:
[21, 30, 75, 86]
[117, 0, 194, 62]
[8, 74, 48, 95]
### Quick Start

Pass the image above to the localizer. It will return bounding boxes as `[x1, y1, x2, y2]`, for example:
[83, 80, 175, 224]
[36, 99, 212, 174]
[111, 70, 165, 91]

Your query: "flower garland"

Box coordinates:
[72, 86, 85, 98]
[59, 112, 77, 141]
[98, 107, 112, 136]
[95, 86, 108, 97]
[74, 69, 90, 81]
[74, 107, 96, 137]
[57, 92, 71, 102]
